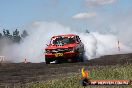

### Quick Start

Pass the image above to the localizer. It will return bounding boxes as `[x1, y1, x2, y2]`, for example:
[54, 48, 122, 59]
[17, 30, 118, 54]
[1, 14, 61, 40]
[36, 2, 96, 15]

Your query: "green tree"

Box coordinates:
[13, 29, 21, 43]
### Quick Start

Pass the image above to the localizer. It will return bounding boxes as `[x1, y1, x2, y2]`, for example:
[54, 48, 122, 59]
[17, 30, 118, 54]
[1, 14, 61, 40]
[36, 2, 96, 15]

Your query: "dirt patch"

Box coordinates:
[0, 53, 132, 87]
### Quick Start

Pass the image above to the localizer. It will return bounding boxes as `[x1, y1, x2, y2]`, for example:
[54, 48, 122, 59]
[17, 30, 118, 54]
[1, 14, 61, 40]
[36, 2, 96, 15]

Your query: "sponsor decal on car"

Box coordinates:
[55, 53, 63, 57]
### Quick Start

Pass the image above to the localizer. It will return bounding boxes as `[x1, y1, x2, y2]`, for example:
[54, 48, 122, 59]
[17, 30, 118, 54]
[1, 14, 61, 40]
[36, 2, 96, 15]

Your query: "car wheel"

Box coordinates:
[45, 58, 50, 64]
[55, 60, 60, 64]
[46, 61, 50, 64]
[80, 53, 84, 62]
[70, 56, 77, 63]
[46, 62, 50, 64]
[77, 52, 84, 62]
[67, 58, 72, 62]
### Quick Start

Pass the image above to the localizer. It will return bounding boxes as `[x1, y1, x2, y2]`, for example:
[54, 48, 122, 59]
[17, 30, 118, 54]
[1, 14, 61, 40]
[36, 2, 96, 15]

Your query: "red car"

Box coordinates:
[45, 34, 84, 64]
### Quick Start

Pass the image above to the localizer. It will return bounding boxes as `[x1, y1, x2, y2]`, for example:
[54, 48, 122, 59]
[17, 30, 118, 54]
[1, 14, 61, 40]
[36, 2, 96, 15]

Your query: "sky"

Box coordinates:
[0, 0, 132, 31]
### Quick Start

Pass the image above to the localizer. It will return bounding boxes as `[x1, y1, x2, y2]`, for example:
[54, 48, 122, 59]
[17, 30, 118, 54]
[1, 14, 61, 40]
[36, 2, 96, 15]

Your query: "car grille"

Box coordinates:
[52, 48, 69, 53]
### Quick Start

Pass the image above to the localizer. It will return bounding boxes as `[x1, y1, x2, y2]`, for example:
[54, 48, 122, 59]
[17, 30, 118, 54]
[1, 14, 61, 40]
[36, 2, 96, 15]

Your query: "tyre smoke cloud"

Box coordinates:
[0, 21, 132, 62]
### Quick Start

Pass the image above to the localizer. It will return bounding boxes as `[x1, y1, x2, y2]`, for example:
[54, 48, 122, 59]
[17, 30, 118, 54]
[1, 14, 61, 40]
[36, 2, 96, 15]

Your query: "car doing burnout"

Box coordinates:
[45, 34, 84, 64]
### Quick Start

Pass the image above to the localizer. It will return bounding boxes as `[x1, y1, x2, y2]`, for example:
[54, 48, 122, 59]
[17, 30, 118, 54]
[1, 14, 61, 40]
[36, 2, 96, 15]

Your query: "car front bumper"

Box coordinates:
[45, 52, 77, 61]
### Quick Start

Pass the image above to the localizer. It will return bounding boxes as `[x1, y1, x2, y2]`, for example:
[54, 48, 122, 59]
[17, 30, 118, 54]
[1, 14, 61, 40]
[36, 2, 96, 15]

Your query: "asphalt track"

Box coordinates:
[0, 53, 132, 87]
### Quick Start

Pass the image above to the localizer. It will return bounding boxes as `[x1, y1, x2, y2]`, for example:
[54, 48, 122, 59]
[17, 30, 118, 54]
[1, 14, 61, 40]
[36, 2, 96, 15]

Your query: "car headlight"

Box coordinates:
[45, 49, 51, 54]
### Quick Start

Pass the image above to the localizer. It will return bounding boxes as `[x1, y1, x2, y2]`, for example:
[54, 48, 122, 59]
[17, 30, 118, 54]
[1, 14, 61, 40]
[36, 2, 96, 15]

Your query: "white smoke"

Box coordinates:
[1, 21, 72, 62]
[79, 33, 97, 59]
[0, 21, 132, 62]
[79, 32, 132, 60]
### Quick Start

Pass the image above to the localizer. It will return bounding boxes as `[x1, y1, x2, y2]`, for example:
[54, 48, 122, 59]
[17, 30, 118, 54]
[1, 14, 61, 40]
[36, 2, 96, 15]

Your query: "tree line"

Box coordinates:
[0, 29, 28, 43]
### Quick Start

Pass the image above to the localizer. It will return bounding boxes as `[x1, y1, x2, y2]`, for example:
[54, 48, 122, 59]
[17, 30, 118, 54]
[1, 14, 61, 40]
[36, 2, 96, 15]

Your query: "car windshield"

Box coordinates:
[51, 36, 75, 45]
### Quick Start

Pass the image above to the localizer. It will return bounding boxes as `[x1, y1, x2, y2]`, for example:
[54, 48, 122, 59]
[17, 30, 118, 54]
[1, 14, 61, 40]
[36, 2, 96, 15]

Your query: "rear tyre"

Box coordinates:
[77, 52, 84, 62]
[79, 53, 84, 62]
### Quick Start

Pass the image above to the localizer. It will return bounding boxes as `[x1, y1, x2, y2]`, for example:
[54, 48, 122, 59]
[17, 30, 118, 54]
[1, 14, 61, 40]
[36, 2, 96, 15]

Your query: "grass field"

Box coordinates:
[22, 64, 132, 88]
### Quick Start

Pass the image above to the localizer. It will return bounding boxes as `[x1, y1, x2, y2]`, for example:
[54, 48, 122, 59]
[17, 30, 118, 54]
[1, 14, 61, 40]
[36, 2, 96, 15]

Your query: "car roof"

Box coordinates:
[52, 34, 77, 38]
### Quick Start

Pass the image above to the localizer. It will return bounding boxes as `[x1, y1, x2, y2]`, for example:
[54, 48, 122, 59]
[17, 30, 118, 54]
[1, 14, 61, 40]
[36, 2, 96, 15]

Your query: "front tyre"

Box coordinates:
[45, 58, 50, 64]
